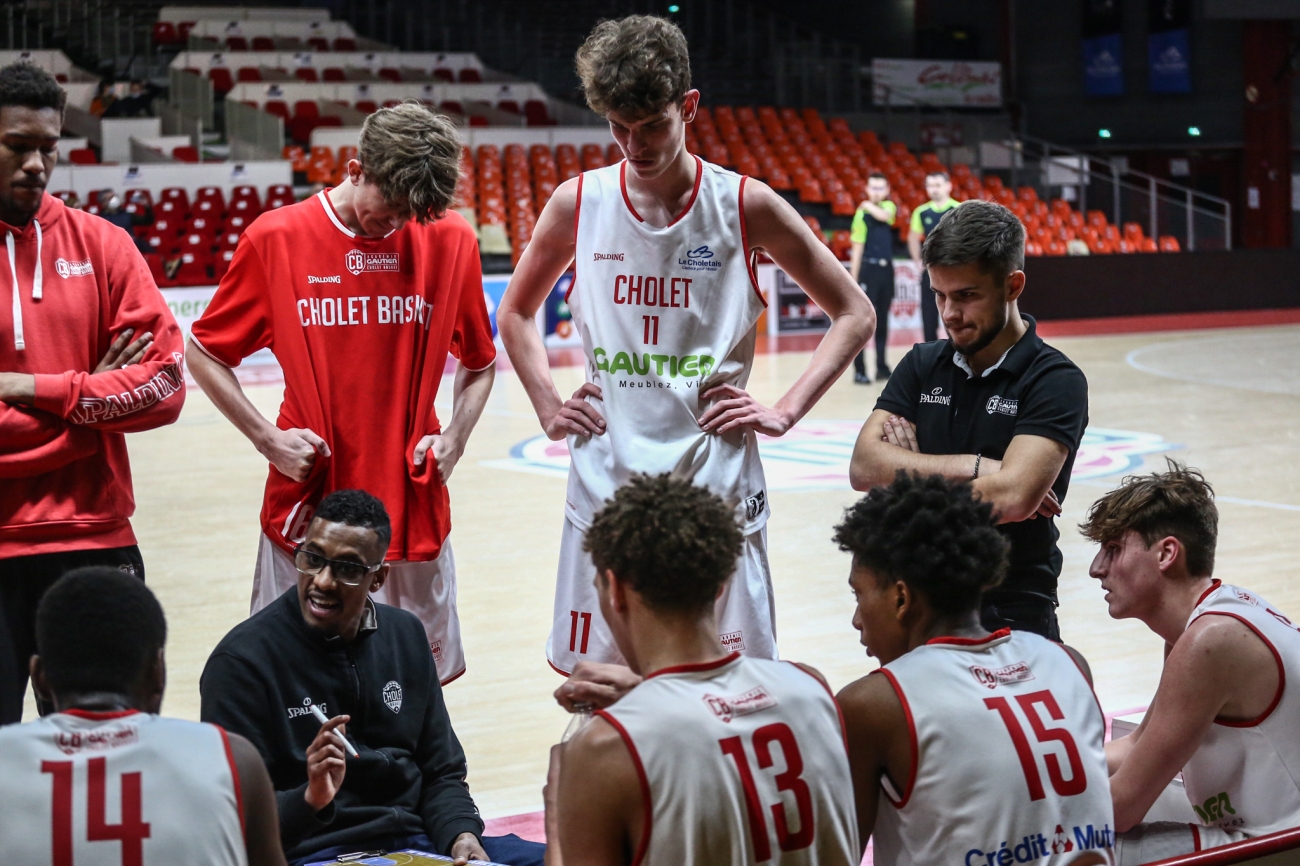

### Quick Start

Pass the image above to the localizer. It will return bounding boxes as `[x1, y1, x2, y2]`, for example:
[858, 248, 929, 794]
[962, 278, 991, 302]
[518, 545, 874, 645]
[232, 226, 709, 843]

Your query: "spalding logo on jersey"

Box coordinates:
[968, 661, 1035, 689]
[383, 681, 403, 713]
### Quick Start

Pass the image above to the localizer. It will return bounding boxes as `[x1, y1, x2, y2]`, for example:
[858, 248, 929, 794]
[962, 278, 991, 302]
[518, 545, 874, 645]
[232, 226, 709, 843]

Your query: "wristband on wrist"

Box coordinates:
[973, 454, 982, 479]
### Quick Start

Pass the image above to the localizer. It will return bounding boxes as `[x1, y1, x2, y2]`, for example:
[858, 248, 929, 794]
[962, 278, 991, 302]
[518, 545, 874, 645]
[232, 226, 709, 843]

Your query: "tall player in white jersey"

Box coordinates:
[544, 473, 859, 866]
[834, 473, 1115, 866]
[498, 15, 874, 673]
[0, 567, 285, 865]
[1082, 463, 1300, 865]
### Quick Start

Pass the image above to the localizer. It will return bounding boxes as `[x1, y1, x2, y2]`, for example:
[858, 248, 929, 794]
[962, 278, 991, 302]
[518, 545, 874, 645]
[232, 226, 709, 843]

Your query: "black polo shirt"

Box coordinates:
[874, 315, 1088, 598]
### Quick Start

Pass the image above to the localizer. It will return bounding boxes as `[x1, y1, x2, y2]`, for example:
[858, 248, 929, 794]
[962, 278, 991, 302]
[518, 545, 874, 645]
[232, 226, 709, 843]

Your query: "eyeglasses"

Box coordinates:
[293, 546, 382, 587]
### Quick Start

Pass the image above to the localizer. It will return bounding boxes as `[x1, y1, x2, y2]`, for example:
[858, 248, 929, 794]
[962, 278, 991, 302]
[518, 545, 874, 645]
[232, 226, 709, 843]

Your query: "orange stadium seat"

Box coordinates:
[1158, 235, 1181, 252]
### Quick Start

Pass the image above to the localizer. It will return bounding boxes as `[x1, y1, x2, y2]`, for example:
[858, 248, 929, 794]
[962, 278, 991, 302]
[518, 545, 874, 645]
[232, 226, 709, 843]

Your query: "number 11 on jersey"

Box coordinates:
[642, 316, 659, 346]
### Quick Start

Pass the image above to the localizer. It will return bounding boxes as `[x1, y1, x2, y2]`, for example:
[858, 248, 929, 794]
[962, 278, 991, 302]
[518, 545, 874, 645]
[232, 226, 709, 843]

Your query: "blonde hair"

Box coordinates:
[358, 101, 460, 222]
[575, 15, 691, 118]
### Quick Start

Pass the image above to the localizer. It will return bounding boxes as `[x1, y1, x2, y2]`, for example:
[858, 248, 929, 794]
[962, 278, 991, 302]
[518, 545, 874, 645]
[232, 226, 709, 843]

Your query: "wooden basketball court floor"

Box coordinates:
[33, 312, 1300, 823]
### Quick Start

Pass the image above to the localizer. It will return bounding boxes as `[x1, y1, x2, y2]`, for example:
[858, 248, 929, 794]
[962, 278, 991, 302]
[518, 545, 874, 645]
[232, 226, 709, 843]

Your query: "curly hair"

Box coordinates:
[358, 101, 461, 223]
[575, 15, 691, 118]
[37, 567, 166, 699]
[0, 62, 67, 113]
[585, 473, 743, 614]
[1079, 460, 1217, 577]
[833, 472, 1008, 615]
[314, 488, 392, 552]
[922, 199, 1024, 285]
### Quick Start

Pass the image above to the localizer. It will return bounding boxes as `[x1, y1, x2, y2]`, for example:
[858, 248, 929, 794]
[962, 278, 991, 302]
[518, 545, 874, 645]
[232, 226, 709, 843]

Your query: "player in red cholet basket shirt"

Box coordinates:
[189, 104, 495, 684]
[0, 62, 186, 724]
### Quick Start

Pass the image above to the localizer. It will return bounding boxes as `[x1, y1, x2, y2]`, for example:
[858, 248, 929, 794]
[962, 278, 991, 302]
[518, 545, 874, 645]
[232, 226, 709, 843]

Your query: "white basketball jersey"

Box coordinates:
[1181, 581, 1300, 837]
[873, 630, 1114, 866]
[567, 157, 770, 534]
[0, 710, 247, 866]
[600, 654, 859, 866]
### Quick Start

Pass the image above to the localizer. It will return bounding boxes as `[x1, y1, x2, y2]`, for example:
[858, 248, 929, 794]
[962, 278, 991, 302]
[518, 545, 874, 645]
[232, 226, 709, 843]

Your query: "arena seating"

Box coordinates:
[53, 184, 294, 287]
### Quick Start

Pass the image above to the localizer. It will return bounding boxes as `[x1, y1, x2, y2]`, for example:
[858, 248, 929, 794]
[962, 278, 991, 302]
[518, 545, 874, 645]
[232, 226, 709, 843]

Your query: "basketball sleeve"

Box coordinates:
[850, 208, 867, 244]
[1013, 360, 1089, 450]
[874, 346, 923, 421]
[189, 233, 275, 367]
[30, 229, 187, 432]
[910, 206, 925, 236]
[448, 229, 496, 372]
[0, 404, 97, 477]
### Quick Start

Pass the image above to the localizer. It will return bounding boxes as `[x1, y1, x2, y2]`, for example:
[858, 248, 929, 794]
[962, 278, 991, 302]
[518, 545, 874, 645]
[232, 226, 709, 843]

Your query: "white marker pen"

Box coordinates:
[308, 703, 359, 757]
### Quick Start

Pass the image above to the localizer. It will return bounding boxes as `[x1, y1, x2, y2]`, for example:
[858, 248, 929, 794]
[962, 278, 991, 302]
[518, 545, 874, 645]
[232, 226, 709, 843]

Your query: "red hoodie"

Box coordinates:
[0, 194, 185, 558]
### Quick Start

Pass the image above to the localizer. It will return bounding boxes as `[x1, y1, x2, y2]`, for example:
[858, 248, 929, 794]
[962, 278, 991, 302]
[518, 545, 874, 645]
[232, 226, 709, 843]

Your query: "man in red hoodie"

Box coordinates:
[0, 63, 186, 723]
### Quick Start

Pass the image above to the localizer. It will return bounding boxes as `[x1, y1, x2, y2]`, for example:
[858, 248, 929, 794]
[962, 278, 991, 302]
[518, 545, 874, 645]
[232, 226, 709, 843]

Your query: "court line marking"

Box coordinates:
[1073, 480, 1300, 512]
[1125, 332, 1300, 395]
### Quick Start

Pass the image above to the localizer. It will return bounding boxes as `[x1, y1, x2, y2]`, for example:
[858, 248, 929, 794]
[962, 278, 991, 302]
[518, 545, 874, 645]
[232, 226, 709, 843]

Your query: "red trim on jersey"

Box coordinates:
[737, 176, 767, 308]
[619, 162, 643, 222]
[875, 668, 918, 809]
[925, 628, 1011, 647]
[1141, 826, 1300, 866]
[666, 156, 704, 228]
[645, 651, 741, 680]
[1049, 640, 1107, 727]
[440, 666, 467, 687]
[1190, 612, 1286, 728]
[594, 710, 653, 866]
[61, 708, 140, 720]
[548, 659, 572, 677]
[784, 661, 850, 754]
[618, 156, 703, 228]
[216, 725, 247, 840]
[1191, 823, 1202, 852]
[566, 173, 584, 303]
[1195, 579, 1223, 608]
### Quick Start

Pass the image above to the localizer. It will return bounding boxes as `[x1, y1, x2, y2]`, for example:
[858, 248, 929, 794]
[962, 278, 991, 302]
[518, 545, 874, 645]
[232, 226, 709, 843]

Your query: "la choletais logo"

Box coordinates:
[678, 245, 722, 272]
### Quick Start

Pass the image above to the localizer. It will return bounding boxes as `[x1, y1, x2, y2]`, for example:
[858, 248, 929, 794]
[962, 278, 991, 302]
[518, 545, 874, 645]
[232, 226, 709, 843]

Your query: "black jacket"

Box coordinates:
[199, 587, 483, 859]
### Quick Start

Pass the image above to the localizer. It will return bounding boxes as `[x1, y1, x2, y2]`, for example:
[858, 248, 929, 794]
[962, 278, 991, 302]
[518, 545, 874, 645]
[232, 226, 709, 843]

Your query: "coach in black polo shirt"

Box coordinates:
[849, 200, 1087, 640]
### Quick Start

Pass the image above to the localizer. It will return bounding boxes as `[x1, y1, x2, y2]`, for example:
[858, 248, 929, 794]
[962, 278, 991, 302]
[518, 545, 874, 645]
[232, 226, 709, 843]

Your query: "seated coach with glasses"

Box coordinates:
[199, 489, 544, 866]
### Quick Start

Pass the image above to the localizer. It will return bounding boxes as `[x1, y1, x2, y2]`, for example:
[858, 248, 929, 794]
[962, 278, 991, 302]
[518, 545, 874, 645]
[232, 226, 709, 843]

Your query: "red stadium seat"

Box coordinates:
[468, 116, 488, 127]
[1158, 235, 1181, 252]
[207, 68, 234, 95]
[231, 185, 261, 209]
[237, 67, 262, 83]
[160, 187, 190, 211]
[225, 36, 248, 51]
[293, 101, 320, 120]
[264, 100, 291, 121]
[524, 100, 553, 126]
[172, 146, 200, 163]
[458, 68, 481, 83]
[267, 184, 293, 199]
[332, 38, 356, 51]
[497, 100, 520, 114]
[322, 67, 346, 82]
[294, 68, 319, 82]
[440, 101, 463, 115]
[152, 22, 180, 46]
[195, 186, 226, 212]
[226, 214, 251, 234]
[177, 21, 196, 40]
[378, 68, 402, 82]
[307, 37, 329, 52]
[354, 100, 378, 114]
[433, 68, 454, 82]
[68, 148, 97, 165]
[252, 36, 275, 51]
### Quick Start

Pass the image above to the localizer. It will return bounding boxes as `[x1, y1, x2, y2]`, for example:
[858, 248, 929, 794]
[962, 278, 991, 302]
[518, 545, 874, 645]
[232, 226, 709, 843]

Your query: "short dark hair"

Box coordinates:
[359, 101, 462, 223]
[0, 62, 67, 113]
[926, 170, 951, 182]
[921, 199, 1024, 285]
[314, 489, 392, 552]
[1079, 461, 1218, 577]
[36, 567, 166, 699]
[575, 15, 692, 118]
[867, 172, 888, 183]
[585, 473, 743, 614]
[833, 472, 1008, 616]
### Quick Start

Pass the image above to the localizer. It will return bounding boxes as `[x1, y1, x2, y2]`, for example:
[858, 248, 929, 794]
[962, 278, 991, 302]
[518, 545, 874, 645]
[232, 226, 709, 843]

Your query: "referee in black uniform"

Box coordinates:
[848, 173, 898, 383]
[849, 200, 1088, 641]
[908, 171, 960, 342]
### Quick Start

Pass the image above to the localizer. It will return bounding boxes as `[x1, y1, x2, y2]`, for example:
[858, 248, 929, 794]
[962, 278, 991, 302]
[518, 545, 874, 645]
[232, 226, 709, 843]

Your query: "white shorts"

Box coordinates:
[546, 516, 778, 674]
[253, 533, 465, 684]
[1116, 822, 1248, 866]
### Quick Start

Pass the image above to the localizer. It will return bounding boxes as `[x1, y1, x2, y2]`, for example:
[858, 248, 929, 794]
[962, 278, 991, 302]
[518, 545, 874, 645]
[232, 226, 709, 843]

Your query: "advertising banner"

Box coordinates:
[1148, 0, 1192, 94]
[871, 59, 1002, 107]
[1083, 0, 1125, 96]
